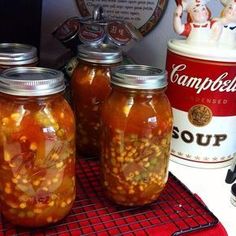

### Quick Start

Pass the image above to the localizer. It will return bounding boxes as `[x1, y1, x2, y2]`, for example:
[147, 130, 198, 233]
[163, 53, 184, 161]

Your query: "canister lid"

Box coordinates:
[0, 67, 65, 96]
[0, 43, 38, 65]
[111, 65, 167, 90]
[77, 44, 123, 64]
[168, 39, 236, 62]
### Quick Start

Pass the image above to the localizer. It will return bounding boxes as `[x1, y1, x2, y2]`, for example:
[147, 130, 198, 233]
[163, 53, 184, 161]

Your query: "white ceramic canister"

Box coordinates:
[166, 39, 236, 168]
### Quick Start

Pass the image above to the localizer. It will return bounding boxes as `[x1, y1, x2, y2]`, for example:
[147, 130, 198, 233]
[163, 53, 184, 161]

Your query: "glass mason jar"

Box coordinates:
[0, 43, 38, 72]
[0, 67, 76, 227]
[100, 65, 173, 206]
[71, 44, 122, 158]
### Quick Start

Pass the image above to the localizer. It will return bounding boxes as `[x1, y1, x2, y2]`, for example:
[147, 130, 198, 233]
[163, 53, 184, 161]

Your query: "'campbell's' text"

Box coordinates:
[170, 64, 236, 94]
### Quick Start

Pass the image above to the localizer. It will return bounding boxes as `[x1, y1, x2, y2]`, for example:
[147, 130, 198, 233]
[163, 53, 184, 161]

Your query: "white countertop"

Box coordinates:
[169, 160, 236, 236]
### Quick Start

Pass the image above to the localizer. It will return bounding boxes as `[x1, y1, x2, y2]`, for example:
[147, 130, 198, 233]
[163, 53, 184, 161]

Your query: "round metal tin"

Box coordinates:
[78, 23, 105, 46]
[77, 44, 122, 64]
[0, 43, 38, 65]
[111, 64, 167, 90]
[0, 67, 65, 96]
[106, 21, 132, 46]
[52, 17, 80, 42]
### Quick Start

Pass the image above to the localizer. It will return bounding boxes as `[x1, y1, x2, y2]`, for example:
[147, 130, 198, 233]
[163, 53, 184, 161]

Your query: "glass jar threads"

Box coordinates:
[71, 44, 123, 158]
[0, 43, 38, 72]
[0, 67, 76, 227]
[100, 65, 173, 206]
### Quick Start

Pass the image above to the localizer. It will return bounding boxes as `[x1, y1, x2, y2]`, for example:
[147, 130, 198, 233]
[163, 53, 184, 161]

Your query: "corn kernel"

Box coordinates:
[52, 178, 58, 183]
[144, 162, 150, 168]
[5, 187, 11, 194]
[60, 112, 65, 119]
[61, 202, 66, 208]
[47, 216, 53, 223]
[10, 113, 20, 121]
[2, 117, 9, 125]
[4, 152, 11, 162]
[16, 175, 21, 180]
[51, 153, 59, 160]
[56, 161, 63, 168]
[139, 186, 144, 191]
[34, 209, 42, 214]
[19, 203, 27, 209]
[30, 142, 37, 151]
[112, 168, 118, 174]
[129, 189, 135, 194]
[22, 179, 28, 184]
[33, 180, 40, 186]
[12, 178, 18, 184]
[66, 198, 72, 204]
[117, 156, 124, 162]
[20, 136, 27, 142]
[48, 201, 55, 207]
[123, 106, 130, 116]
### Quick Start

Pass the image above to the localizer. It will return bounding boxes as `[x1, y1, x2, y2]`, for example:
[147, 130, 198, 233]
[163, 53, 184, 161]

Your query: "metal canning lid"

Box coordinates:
[0, 67, 65, 96]
[77, 44, 122, 64]
[0, 43, 38, 65]
[111, 65, 167, 90]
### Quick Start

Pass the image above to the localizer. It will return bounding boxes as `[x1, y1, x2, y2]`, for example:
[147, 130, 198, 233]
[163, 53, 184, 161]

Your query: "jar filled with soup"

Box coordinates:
[71, 44, 122, 158]
[100, 65, 173, 206]
[0, 43, 38, 72]
[0, 67, 76, 227]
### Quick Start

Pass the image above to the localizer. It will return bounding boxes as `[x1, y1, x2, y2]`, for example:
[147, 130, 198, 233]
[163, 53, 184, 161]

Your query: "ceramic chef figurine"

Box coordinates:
[175, 0, 210, 11]
[174, 0, 222, 45]
[217, 0, 236, 48]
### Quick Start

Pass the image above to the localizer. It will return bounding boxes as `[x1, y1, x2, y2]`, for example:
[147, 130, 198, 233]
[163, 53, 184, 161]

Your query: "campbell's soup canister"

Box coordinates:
[166, 39, 236, 168]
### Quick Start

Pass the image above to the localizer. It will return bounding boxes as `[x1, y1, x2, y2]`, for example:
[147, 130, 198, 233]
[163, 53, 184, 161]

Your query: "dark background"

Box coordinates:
[0, 0, 42, 54]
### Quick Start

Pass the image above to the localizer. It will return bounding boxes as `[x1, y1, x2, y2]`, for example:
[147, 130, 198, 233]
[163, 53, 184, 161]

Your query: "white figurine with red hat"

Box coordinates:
[173, 0, 222, 45]
[175, 0, 210, 11]
[217, 0, 236, 48]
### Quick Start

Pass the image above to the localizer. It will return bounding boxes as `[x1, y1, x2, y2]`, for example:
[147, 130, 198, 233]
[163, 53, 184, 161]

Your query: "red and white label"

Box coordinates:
[107, 21, 132, 45]
[166, 49, 236, 168]
[166, 50, 236, 116]
[79, 24, 105, 43]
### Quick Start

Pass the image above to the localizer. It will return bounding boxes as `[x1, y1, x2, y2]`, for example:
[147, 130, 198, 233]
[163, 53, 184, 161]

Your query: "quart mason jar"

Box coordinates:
[0, 43, 38, 72]
[100, 65, 173, 206]
[0, 67, 76, 227]
[71, 44, 122, 158]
